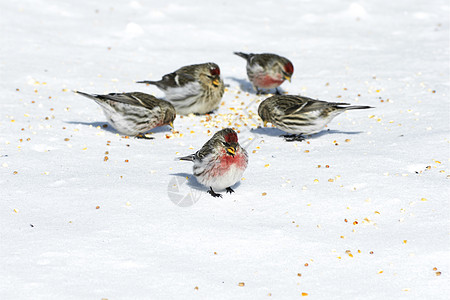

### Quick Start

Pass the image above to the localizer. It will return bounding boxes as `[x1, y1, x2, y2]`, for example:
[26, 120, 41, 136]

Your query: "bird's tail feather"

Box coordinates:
[233, 52, 251, 60]
[176, 154, 195, 162]
[73, 90, 97, 100]
[136, 80, 158, 85]
[343, 105, 374, 110]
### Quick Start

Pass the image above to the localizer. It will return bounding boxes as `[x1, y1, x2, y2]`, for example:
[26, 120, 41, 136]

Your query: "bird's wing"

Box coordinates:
[267, 96, 308, 116]
[280, 96, 342, 115]
[158, 71, 197, 88]
[195, 138, 219, 161]
[99, 92, 159, 110]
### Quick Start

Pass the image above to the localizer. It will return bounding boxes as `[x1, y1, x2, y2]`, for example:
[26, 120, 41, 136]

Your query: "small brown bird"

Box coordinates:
[234, 52, 294, 94]
[177, 128, 248, 198]
[137, 63, 224, 115]
[258, 95, 373, 141]
[75, 91, 175, 138]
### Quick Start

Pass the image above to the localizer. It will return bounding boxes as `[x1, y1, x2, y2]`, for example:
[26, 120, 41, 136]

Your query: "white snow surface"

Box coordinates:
[1, 0, 449, 299]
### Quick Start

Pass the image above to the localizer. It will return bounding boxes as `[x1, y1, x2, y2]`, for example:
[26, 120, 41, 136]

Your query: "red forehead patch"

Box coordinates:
[210, 67, 220, 76]
[224, 132, 238, 143]
[284, 62, 294, 74]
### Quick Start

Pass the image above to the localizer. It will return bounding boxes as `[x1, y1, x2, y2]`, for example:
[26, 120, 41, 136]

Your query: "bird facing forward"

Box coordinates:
[75, 91, 175, 138]
[137, 62, 224, 115]
[258, 95, 373, 141]
[177, 128, 248, 198]
[234, 52, 294, 94]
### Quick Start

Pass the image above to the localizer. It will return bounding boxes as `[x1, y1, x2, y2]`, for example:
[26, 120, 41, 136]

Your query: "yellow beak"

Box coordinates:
[169, 122, 174, 129]
[284, 75, 291, 83]
[226, 147, 236, 156]
[212, 79, 220, 87]
[263, 121, 268, 127]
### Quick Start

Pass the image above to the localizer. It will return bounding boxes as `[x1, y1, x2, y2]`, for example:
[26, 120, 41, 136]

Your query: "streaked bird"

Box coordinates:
[258, 95, 373, 141]
[75, 91, 175, 138]
[137, 62, 224, 115]
[234, 52, 294, 94]
[177, 128, 248, 197]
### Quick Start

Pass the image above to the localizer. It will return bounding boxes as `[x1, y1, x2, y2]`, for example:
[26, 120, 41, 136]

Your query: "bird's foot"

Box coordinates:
[208, 187, 222, 198]
[135, 133, 154, 139]
[281, 134, 305, 142]
[256, 88, 271, 95]
[226, 187, 235, 194]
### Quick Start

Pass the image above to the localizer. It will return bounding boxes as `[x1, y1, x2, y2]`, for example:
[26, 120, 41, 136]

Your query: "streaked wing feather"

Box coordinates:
[159, 72, 196, 88]
[196, 139, 217, 160]
[100, 92, 159, 110]
[277, 96, 340, 115]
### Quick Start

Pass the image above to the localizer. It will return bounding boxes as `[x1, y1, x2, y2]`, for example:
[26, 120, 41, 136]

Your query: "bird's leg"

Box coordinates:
[256, 88, 262, 95]
[281, 134, 305, 142]
[135, 133, 154, 140]
[275, 88, 281, 95]
[207, 187, 222, 198]
[226, 187, 235, 194]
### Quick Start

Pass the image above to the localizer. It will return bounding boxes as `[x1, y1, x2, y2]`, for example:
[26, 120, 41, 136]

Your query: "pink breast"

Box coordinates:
[253, 75, 285, 89]
[214, 152, 247, 176]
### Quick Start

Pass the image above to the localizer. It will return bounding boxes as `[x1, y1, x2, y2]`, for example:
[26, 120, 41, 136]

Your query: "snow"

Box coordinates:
[1, 0, 449, 299]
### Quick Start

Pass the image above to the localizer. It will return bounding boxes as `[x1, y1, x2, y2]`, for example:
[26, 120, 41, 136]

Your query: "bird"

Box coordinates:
[136, 62, 225, 115]
[177, 128, 248, 198]
[258, 95, 373, 141]
[74, 91, 176, 138]
[234, 52, 294, 95]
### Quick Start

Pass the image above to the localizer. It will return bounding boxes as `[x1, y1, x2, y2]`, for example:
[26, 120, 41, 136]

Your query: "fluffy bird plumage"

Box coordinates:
[75, 91, 175, 137]
[177, 128, 248, 197]
[234, 52, 294, 94]
[137, 62, 224, 115]
[258, 95, 373, 141]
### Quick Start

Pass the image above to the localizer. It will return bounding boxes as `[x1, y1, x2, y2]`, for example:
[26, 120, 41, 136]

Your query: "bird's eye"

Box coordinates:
[210, 67, 220, 76]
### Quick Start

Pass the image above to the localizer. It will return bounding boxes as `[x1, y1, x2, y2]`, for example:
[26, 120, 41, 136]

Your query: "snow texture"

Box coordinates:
[1, 0, 449, 299]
